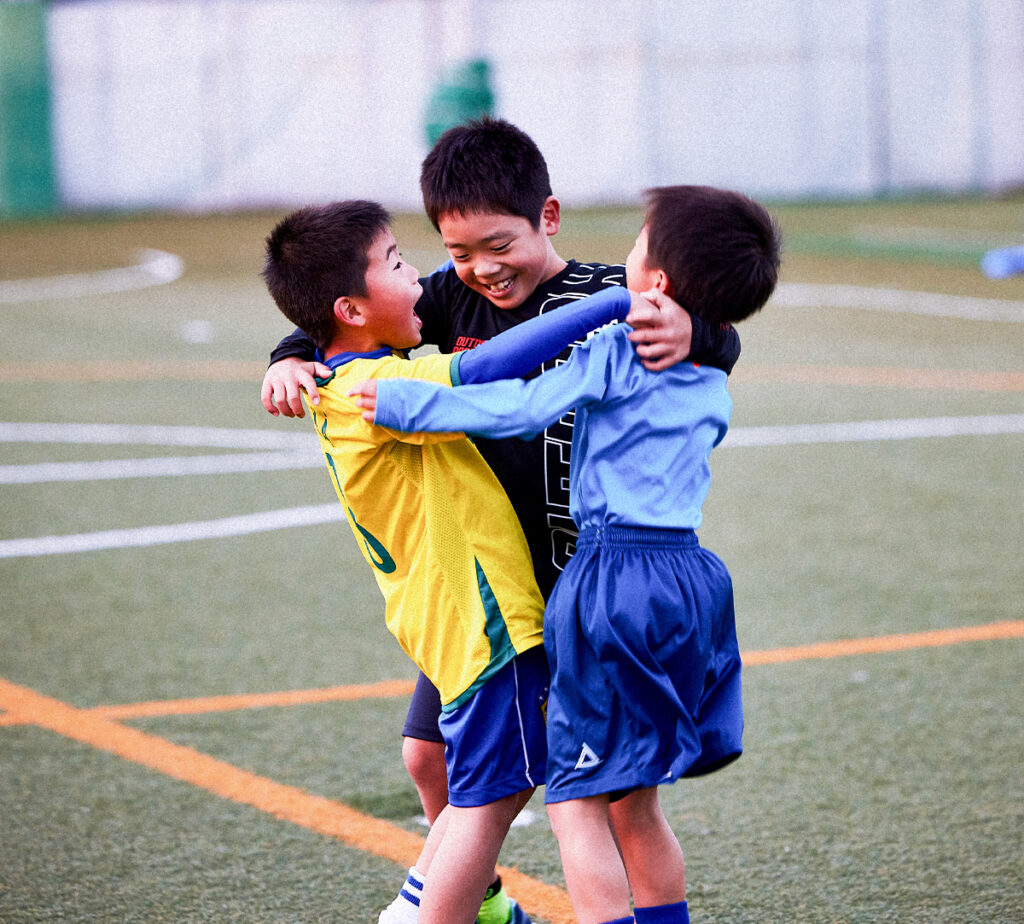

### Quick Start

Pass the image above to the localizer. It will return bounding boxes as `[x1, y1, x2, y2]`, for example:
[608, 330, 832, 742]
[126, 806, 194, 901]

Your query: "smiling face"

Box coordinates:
[356, 229, 423, 349]
[437, 198, 566, 310]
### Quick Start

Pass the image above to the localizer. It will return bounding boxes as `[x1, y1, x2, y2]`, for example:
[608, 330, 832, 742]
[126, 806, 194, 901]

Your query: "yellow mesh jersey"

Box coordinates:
[308, 349, 545, 710]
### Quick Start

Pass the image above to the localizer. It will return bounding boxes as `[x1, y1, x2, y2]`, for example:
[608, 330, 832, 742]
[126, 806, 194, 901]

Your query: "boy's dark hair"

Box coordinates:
[420, 117, 552, 231]
[643, 185, 780, 326]
[262, 200, 391, 351]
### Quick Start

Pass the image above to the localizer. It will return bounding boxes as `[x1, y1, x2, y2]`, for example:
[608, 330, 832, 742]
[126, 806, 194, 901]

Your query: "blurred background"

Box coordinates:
[2, 0, 1023, 218]
[3, 6, 1023, 921]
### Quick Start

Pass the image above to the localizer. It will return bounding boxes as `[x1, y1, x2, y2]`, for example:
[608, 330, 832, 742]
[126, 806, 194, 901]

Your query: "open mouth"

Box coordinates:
[484, 277, 515, 296]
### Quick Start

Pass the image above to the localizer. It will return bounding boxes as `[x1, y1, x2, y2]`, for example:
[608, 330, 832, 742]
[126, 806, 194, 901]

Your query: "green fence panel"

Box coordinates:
[0, 0, 56, 216]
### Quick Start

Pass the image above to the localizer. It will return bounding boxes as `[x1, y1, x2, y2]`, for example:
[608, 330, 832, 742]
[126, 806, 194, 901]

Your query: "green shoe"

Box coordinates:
[477, 880, 531, 924]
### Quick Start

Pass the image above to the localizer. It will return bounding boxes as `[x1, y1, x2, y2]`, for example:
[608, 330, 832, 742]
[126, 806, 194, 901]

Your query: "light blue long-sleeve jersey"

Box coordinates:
[374, 323, 732, 531]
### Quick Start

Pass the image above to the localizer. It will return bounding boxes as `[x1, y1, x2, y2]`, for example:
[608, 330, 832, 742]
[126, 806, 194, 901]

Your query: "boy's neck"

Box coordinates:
[541, 245, 568, 284]
[323, 330, 389, 361]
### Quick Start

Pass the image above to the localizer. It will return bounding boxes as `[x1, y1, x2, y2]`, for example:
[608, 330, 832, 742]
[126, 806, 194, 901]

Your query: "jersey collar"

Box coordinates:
[322, 346, 407, 370]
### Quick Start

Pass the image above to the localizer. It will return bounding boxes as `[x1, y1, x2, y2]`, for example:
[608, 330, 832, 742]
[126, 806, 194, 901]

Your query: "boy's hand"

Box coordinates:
[626, 288, 693, 372]
[349, 380, 378, 422]
[261, 358, 332, 418]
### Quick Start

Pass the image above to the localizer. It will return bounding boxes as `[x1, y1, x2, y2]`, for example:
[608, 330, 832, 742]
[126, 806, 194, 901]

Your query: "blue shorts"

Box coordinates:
[402, 671, 444, 743]
[544, 525, 743, 804]
[439, 646, 550, 807]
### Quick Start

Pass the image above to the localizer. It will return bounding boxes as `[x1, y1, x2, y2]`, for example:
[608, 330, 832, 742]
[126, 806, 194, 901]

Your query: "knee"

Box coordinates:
[402, 736, 446, 785]
[609, 788, 663, 833]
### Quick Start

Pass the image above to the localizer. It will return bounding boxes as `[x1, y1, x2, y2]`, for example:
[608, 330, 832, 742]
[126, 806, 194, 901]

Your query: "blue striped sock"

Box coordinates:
[378, 867, 424, 923]
[398, 867, 425, 907]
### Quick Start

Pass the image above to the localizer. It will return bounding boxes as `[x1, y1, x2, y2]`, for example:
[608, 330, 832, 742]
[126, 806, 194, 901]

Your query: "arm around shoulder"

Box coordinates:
[261, 356, 333, 418]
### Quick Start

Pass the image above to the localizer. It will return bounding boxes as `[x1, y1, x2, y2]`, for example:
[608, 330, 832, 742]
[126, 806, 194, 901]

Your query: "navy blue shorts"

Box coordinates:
[544, 525, 743, 804]
[438, 646, 549, 807]
[402, 671, 444, 743]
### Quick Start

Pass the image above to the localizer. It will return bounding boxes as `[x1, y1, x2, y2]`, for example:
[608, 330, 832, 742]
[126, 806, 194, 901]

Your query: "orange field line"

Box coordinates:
[3, 620, 1018, 730]
[2, 621, 1022, 920]
[742, 619, 1024, 665]
[0, 677, 576, 924]
[87, 678, 418, 721]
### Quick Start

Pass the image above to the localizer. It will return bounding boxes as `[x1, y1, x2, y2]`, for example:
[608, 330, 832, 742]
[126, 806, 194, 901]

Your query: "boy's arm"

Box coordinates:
[261, 329, 330, 418]
[626, 290, 741, 374]
[454, 286, 634, 384]
[266, 283, 632, 417]
[688, 317, 741, 374]
[262, 329, 331, 417]
[270, 327, 318, 365]
[361, 334, 614, 440]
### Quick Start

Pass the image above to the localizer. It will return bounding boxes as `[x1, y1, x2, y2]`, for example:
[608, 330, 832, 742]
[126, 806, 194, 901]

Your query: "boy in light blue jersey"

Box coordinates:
[353, 186, 781, 924]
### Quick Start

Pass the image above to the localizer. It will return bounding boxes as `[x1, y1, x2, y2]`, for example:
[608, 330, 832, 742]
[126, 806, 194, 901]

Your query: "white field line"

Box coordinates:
[0, 422, 313, 450]
[0, 505, 345, 559]
[0, 250, 184, 304]
[1, 415, 1022, 558]
[0, 423, 322, 484]
[773, 282, 1024, 322]
[0, 452, 322, 484]
[720, 413, 1024, 448]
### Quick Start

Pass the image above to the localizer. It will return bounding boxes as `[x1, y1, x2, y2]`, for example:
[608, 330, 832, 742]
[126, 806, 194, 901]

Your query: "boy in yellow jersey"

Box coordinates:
[261, 199, 645, 924]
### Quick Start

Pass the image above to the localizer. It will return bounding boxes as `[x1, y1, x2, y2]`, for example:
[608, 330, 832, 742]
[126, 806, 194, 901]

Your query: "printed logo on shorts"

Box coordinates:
[575, 742, 602, 770]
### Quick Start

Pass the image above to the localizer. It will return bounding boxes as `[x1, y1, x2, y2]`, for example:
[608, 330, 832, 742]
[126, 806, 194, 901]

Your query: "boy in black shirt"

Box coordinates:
[261, 118, 739, 924]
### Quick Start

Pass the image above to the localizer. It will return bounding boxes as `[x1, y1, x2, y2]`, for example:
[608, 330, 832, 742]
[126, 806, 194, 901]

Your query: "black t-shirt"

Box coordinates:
[270, 260, 740, 599]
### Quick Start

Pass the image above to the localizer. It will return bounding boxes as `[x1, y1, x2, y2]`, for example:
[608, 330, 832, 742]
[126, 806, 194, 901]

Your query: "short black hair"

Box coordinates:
[261, 200, 391, 352]
[643, 185, 780, 326]
[420, 117, 552, 231]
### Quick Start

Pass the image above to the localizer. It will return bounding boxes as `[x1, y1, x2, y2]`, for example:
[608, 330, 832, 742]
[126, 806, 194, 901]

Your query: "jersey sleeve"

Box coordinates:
[689, 317, 741, 374]
[453, 286, 632, 385]
[375, 332, 617, 440]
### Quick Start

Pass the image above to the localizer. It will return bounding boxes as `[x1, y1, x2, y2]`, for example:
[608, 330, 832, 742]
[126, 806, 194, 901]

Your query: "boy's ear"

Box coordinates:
[334, 296, 366, 328]
[540, 196, 561, 236]
[652, 269, 674, 297]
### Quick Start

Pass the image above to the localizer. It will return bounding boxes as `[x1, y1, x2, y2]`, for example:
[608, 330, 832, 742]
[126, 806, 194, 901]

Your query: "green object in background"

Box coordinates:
[0, 0, 57, 216]
[424, 59, 495, 147]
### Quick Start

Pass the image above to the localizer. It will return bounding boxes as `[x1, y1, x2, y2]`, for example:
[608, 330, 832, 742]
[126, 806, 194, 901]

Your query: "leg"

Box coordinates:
[381, 676, 455, 923]
[418, 789, 533, 924]
[402, 735, 449, 824]
[376, 808, 450, 923]
[609, 788, 686, 908]
[418, 649, 548, 924]
[546, 795, 632, 924]
[402, 672, 450, 825]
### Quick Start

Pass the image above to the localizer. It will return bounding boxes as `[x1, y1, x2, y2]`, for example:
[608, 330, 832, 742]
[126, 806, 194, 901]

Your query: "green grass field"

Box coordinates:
[1, 196, 1023, 923]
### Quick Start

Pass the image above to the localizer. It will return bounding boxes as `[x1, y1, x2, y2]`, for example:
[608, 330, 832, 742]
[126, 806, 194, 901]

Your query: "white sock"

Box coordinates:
[377, 867, 425, 924]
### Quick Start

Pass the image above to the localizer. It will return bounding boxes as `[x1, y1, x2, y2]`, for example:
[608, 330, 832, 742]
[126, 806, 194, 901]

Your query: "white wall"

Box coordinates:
[46, 0, 1024, 211]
